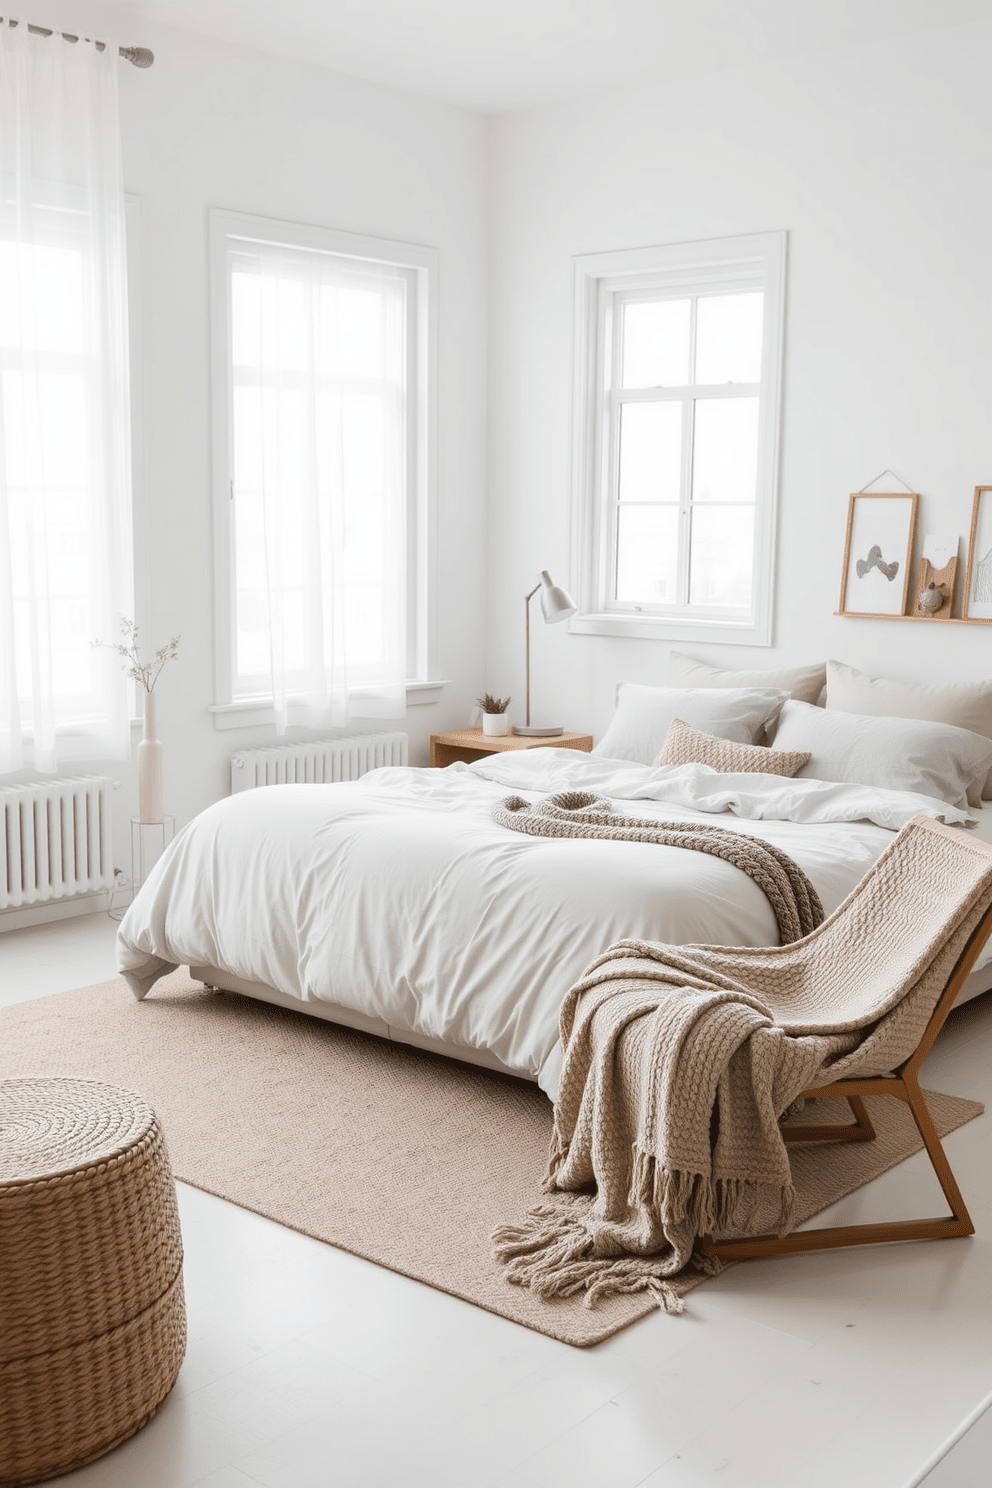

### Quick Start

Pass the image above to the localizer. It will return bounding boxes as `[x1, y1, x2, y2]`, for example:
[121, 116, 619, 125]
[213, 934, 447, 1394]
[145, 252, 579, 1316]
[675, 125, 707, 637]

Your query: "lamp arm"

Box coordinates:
[524, 589, 537, 727]
[516, 571, 575, 737]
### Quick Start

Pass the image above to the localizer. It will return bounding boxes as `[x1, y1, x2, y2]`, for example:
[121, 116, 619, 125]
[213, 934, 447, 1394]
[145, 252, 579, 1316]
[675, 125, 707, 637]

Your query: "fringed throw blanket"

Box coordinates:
[492, 791, 824, 944]
[493, 814, 992, 1315]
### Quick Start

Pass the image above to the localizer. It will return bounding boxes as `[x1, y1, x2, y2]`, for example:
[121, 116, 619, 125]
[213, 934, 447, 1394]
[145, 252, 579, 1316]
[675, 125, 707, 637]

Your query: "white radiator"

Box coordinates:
[0, 776, 113, 911]
[230, 732, 409, 793]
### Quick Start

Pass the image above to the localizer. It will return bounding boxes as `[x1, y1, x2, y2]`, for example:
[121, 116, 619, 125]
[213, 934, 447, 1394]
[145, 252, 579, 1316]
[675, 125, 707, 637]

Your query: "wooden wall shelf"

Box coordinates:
[835, 611, 992, 625]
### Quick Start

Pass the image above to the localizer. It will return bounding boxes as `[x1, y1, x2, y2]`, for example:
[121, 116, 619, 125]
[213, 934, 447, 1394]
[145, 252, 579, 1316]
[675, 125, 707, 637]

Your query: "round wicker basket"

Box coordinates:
[0, 1078, 186, 1486]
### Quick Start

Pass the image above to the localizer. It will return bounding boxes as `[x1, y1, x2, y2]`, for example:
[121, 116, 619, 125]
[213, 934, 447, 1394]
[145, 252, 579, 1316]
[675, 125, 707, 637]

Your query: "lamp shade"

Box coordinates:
[538, 570, 576, 624]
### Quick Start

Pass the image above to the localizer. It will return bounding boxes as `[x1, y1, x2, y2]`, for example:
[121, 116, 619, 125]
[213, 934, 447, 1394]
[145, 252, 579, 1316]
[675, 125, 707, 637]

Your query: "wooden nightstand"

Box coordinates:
[429, 728, 594, 768]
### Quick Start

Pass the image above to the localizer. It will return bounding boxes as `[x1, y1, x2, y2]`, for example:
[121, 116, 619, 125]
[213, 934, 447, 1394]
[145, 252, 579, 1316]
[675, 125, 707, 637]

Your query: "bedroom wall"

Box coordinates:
[32, 2, 489, 874]
[486, 18, 992, 742]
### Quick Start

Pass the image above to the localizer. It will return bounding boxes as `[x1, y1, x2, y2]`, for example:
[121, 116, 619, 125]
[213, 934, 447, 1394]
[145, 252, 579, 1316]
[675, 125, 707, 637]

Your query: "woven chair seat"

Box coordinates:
[0, 1078, 186, 1486]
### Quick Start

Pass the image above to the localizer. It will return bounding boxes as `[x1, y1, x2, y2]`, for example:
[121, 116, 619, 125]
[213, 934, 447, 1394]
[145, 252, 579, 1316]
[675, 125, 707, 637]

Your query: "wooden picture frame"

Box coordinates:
[838, 492, 918, 618]
[963, 486, 992, 621]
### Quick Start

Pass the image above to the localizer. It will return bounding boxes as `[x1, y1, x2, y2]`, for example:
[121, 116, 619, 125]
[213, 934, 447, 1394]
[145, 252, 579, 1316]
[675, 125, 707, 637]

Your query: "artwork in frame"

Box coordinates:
[963, 485, 992, 621]
[838, 492, 918, 618]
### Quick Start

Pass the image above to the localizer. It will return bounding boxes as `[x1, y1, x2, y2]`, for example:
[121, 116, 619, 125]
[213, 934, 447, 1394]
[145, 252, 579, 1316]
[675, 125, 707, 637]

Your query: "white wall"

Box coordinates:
[39, 3, 490, 873]
[487, 20, 992, 741]
[16, 8, 992, 884]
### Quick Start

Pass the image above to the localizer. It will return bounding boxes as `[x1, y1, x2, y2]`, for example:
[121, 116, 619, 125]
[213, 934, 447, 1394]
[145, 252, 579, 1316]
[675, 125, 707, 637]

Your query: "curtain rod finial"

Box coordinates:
[122, 45, 154, 67]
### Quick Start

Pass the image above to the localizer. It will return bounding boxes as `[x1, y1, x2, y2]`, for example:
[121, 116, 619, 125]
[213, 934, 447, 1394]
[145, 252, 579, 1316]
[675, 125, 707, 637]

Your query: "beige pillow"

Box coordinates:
[654, 718, 812, 777]
[669, 650, 826, 706]
[773, 698, 992, 809]
[826, 660, 992, 800]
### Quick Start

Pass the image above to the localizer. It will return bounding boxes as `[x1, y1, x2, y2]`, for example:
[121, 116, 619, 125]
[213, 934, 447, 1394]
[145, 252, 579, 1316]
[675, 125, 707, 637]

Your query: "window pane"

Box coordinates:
[617, 401, 682, 504]
[8, 488, 96, 704]
[615, 505, 679, 604]
[695, 292, 763, 385]
[692, 397, 759, 503]
[621, 299, 690, 388]
[231, 270, 261, 368]
[234, 489, 271, 681]
[689, 505, 754, 608]
[0, 243, 85, 354]
[3, 371, 89, 489]
[345, 588, 386, 666]
[227, 234, 413, 696]
[319, 285, 387, 379]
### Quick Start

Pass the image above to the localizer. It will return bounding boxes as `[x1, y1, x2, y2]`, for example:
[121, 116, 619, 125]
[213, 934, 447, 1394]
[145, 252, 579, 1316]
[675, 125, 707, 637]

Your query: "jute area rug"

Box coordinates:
[0, 970, 982, 1347]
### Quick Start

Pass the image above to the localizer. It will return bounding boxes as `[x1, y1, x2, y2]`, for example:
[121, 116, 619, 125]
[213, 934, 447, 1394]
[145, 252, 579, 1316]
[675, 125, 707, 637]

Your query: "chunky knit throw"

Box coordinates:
[493, 815, 992, 1314]
[491, 791, 823, 944]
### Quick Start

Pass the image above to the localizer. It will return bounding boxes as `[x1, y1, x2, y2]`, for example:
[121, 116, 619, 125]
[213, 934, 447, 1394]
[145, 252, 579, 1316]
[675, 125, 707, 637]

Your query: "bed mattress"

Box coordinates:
[117, 750, 987, 1098]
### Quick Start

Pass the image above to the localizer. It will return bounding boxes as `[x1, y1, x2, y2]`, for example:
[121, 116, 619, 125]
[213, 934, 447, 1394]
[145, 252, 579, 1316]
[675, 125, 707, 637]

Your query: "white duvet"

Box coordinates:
[117, 750, 981, 1096]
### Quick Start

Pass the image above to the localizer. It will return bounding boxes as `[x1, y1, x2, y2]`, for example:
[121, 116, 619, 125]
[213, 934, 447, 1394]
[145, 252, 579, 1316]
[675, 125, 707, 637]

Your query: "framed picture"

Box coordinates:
[838, 492, 918, 618]
[963, 486, 992, 621]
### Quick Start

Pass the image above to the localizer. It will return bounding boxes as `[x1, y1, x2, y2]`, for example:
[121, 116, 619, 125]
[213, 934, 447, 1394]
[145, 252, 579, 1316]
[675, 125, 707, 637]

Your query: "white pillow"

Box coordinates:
[669, 650, 826, 706]
[772, 698, 992, 808]
[826, 660, 992, 800]
[593, 684, 788, 765]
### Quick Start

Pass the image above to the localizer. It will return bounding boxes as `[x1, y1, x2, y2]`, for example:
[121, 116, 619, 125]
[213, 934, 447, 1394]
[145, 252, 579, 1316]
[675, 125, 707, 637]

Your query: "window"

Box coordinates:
[570, 233, 786, 645]
[210, 210, 436, 732]
[0, 27, 134, 774]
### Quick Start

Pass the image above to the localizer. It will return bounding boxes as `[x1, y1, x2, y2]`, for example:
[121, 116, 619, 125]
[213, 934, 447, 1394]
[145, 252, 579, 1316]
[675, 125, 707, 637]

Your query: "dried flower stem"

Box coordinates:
[92, 616, 181, 693]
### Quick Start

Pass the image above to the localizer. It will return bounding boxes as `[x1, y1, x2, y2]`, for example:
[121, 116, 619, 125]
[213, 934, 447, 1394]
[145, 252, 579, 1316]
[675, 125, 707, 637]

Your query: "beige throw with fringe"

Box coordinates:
[493, 815, 992, 1314]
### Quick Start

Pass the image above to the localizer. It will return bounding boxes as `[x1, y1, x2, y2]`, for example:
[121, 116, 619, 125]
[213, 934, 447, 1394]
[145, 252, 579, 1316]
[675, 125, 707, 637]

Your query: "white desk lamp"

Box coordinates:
[513, 570, 576, 737]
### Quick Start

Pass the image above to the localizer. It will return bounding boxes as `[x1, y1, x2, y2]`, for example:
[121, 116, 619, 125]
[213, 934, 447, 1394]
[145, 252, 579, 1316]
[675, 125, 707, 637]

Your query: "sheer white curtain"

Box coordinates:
[0, 23, 133, 773]
[229, 239, 407, 734]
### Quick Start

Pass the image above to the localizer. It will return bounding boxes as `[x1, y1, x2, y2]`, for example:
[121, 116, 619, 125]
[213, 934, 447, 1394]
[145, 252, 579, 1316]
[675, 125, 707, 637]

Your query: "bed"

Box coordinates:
[117, 661, 992, 1100]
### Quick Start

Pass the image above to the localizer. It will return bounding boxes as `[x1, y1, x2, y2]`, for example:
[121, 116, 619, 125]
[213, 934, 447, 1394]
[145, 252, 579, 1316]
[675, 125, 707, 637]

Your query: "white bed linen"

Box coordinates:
[116, 750, 980, 1098]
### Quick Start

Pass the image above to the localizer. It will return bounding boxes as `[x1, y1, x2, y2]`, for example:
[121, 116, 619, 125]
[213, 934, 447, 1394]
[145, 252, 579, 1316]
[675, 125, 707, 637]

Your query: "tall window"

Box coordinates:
[210, 211, 435, 733]
[0, 25, 134, 773]
[570, 233, 785, 645]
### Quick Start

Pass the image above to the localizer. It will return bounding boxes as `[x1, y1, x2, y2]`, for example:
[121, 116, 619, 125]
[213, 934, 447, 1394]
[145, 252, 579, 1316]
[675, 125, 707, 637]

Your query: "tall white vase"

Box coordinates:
[138, 689, 164, 824]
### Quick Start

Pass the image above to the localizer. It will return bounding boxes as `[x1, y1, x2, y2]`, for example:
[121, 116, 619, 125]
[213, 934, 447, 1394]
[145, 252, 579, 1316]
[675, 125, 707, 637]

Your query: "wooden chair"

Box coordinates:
[700, 833, 992, 1264]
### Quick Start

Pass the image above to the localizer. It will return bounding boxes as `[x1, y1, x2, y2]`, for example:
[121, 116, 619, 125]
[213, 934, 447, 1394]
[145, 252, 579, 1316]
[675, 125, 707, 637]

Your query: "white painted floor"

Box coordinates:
[2, 912, 991, 1488]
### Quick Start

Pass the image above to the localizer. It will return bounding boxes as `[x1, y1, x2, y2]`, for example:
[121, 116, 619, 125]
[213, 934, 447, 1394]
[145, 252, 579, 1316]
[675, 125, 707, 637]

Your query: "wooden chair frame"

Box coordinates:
[700, 898, 992, 1263]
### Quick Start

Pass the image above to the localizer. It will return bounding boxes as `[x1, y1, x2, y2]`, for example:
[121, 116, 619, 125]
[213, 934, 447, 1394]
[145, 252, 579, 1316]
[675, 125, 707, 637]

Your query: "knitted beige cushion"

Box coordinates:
[654, 718, 811, 777]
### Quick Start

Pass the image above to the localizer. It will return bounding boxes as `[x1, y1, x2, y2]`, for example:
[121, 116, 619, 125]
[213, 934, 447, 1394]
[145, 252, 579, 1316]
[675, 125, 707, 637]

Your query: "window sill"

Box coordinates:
[207, 679, 452, 731]
[569, 612, 771, 646]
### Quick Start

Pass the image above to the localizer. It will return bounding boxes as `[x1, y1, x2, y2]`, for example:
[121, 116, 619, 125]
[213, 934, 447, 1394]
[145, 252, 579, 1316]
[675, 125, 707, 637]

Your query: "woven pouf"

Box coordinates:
[0, 1078, 186, 1486]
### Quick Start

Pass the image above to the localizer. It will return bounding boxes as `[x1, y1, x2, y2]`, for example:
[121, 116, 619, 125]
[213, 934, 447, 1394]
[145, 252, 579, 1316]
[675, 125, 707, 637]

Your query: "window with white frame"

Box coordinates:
[570, 233, 785, 645]
[0, 25, 135, 776]
[210, 210, 435, 732]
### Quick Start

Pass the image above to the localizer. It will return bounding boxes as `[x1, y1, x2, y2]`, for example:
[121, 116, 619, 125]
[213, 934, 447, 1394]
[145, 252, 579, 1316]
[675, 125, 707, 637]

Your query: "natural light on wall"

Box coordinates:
[212, 212, 434, 734]
[0, 23, 134, 773]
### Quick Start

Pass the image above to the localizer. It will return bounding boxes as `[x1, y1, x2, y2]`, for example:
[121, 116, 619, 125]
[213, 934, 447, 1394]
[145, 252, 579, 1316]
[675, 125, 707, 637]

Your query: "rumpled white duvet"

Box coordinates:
[117, 749, 982, 1098]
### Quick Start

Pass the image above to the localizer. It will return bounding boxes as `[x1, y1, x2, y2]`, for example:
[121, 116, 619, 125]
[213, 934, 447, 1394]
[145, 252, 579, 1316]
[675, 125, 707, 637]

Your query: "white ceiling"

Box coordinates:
[94, 0, 992, 113]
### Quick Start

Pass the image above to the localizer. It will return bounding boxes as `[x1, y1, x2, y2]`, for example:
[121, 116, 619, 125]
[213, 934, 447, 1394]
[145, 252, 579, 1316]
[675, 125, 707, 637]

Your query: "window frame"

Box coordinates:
[569, 232, 786, 646]
[0, 190, 141, 756]
[208, 208, 439, 728]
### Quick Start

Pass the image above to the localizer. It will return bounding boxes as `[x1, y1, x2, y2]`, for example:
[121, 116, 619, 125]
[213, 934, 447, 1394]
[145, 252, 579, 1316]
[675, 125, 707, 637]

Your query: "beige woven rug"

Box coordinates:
[0, 969, 982, 1347]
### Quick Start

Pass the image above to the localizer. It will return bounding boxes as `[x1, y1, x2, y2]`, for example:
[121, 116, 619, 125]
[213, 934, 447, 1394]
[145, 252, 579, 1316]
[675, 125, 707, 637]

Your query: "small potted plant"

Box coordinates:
[477, 693, 511, 737]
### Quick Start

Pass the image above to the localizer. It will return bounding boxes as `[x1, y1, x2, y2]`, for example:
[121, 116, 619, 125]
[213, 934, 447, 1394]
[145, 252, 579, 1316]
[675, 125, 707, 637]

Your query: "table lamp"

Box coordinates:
[513, 570, 576, 736]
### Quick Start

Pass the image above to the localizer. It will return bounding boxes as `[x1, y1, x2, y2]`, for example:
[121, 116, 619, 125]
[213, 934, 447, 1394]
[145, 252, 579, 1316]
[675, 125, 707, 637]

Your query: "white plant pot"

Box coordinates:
[482, 713, 511, 737]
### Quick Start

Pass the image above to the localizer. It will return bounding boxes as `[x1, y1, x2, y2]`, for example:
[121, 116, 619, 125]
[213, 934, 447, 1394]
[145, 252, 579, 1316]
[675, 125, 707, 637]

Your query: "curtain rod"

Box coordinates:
[1, 17, 154, 67]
